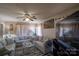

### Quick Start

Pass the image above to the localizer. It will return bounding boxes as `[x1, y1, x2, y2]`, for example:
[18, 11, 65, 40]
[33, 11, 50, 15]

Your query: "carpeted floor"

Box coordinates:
[15, 46, 44, 56]
[15, 46, 53, 56]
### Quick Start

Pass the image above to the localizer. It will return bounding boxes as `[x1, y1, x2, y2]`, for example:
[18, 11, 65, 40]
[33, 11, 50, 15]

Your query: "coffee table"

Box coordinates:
[22, 41, 34, 55]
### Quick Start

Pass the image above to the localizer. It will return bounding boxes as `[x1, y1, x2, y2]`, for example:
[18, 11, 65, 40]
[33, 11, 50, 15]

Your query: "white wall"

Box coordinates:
[42, 28, 56, 39]
[40, 21, 57, 39]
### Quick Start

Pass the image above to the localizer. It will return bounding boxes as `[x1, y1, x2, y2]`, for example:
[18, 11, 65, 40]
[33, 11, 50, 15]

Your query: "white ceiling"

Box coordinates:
[0, 3, 79, 23]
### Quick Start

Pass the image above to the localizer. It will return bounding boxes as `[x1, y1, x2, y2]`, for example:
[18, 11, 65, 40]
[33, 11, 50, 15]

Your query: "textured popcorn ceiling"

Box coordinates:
[0, 3, 79, 23]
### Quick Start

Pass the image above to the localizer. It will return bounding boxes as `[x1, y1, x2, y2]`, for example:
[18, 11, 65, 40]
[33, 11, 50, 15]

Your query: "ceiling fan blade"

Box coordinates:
[30, 19, 34, 21]
[32, 16, 37, 19]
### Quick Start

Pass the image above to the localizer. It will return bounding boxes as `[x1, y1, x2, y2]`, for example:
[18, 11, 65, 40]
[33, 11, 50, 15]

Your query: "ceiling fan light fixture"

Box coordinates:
[25, 18, 30, 21]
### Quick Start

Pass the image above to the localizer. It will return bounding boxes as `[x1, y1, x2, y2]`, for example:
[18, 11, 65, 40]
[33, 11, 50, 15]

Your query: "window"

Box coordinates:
[36, 24, 42, 36]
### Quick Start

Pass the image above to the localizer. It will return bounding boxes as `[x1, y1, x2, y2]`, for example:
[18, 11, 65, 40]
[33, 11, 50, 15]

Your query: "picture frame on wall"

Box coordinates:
[10, 24, 13, 31]
[44, 19, 54, 28]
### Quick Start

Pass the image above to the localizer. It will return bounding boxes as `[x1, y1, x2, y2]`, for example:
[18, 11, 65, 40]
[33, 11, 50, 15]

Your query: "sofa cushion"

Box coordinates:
[5, 38, 14, 45]
[0, 42, 4, 48]
[1, 39, 7, 46]
[34, 41, 45, 53]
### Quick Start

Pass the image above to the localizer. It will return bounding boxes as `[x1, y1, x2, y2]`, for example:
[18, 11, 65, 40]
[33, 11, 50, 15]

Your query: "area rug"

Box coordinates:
[15, 46, 44, 56]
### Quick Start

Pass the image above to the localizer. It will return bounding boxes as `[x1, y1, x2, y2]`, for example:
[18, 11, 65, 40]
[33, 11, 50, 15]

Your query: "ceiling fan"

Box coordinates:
[17, 13, 37, 21]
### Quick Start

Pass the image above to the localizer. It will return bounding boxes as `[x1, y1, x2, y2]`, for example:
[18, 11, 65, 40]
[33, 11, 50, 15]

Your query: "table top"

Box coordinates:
[23, 41, 34, 48]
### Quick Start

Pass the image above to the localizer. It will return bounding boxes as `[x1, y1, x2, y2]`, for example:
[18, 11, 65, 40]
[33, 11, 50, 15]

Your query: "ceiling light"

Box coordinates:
[25, 18, 30, 21]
